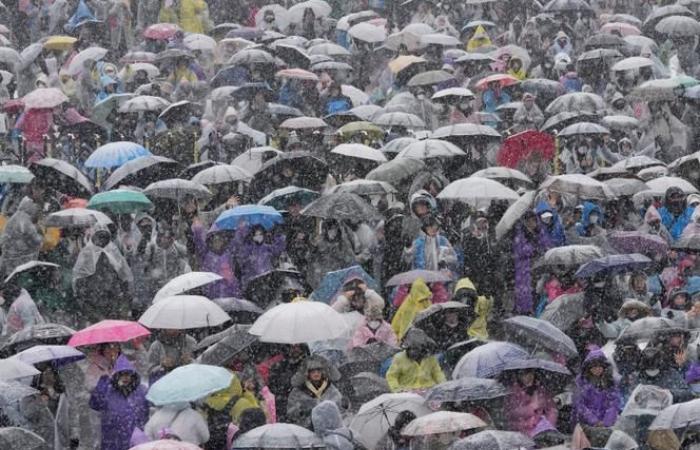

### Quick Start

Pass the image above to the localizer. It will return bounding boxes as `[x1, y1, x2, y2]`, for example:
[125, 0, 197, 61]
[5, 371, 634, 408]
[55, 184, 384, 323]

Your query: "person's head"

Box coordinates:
[665, 187, 686, 214]
[445, 311, 460, 328]
[588, 361, 605, 377]
[523, 210, 538, 232]
[136, 215, 153, 235]
[251, 225, 266, 245]
[209, 232, 228, 253]
[157, 225, 175, 249]
[181, 194, 198, 215]
[421, 215, 439, 237]
[92, 229, 111, 248]
[98, 343, 121, 361]
[670, 291, 691, 311]
[412, 199, 431, 217]
[118, 214, 132, 232]
[324, 219, 340, 241]
[365, 303, 384, 325]
[302, 7, 315, 24]
[518, 369, 536, 387]
[539, 211, 554, 227]
[308, 368, 323, 383]
[263, 9, 276, 24]
[509, 58, 522, 71]
[28, 180, 46, 203]
[523, 92, 535, 108]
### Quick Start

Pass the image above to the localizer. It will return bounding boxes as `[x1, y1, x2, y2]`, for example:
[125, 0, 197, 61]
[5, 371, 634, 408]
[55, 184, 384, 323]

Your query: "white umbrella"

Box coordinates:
[144, 178, 212, 201]
[4, 261, 60, 285]
[249, 301, 349, 344]
[375, 112, 426, 128]
[118, 63, 160, 82]
[437, 178, 519, 208]
[153, 273, 224, 302]
[432, 87, 475, 101]
[191, 164, 254, 185]
[495, 190, 537, 240]
[183, 33, 217, 51]
[350, 104, 383, 121]
[646, 176, 699, 194]
[397, 139, 465, 159]
[232, 147, 282, 174]
[119, 95, 170, 113]
[328, 179, 397, 196]
[279, 116, 328, 130]
[612, 56, 654, 71]
[402, 411, 487, 436]
[288, 0, 332, 24]
[233, 423, 324, 449]
[138, 295, 230, 329]
[420, 33, 461, 47]
[66, 47, 108, 76]
[45, 208, 113, 228]
[0, 47, 21, 67]
[349, 22, 386, 43]
[330, 143, 387, 162]
[471, 167, 533, 185]
[431, 123, 501, 139]
[350, 393, 432, 449]
[337, 10, 379, 31]
[19, 43, 42, 69]
[254, 4, 289, 31]
[23, 88, 69, 109]
[341, 84, 369, 106]
[307, 42, 351, 57]
[540, 174, 615, 200]
[0, 358, 40, 381]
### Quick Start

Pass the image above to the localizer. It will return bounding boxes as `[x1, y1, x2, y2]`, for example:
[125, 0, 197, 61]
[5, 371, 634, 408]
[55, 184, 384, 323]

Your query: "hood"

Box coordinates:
[619, 299, 652, 318]
[409, 190, 436, 214]
[291, 355, 341, 387]
[581, 348, 611, 372]
[16, 197, 39, 216]
[555, 31, 569, 41]
[111, 354, 139, 384]
[665, 186, 684, 204]
[581, 201, 603, 226]
[311, 400, 344, 434]
[535, 200, 556, 216]
[644, 205, 661, 224]
[100, 75, 117, 88]
[205, 371, 242, 411]
[401, 326, 437, 350]
[454, 277, 476, 293]
[409, 278, 432, 305]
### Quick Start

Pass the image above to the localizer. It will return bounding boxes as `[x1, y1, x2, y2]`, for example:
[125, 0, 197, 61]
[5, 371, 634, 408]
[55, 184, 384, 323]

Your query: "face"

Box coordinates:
[519, 370, 535, 387]
[117, 373, 132, 386]
[590, 365, 604, 377]
[414, 202, 429, 217]
[445, 312, 459, 327]
[308, 369, 323, 382]
[425, 224, 439, 237]
[157, 233, 174, 249]
[210, 234, 226, 252]
[93, 231, 110, 248]
[525, 215, 538, 231]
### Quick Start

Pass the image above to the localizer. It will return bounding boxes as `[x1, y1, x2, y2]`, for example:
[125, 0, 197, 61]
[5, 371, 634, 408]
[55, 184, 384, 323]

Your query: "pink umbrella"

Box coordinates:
[23, 88, 68, 110]
[601, 21, 641, 36]
[143, 23, 182, 41]
[129, 440, 202, 450]
[68, 320, 150, 347]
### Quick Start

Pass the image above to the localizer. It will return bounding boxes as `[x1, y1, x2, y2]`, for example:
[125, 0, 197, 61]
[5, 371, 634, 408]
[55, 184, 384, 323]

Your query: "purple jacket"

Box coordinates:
[572, 350, 621, 427]
[193, 223, 242, 298]
[512, 222, 551, 314]
[90, 355, 149, 450]
[234, 226, 286, 290]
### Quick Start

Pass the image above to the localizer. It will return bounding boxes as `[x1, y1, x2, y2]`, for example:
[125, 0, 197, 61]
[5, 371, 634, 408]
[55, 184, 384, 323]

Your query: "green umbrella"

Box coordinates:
[87, 189, 153, 214]
[0, 165, 35, 184]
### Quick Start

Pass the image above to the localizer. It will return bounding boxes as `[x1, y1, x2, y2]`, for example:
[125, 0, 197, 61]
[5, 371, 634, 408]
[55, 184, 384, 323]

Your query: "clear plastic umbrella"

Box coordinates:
[153, 272, 224, 302]
[397, 139, 465, 159]
[402, 411, 486, 436]
[138, 295, 230, 329]
[249, 301, 349, 344]
[536, 244, 605, 269]
[0, 358, 40, 380]
[233, 423, 324, 449]
[191, 164, 253, 185]
[118, 95, 170, 113]
[646, 176, 698, 194]
[66, 46, 108, 76]
[450, 430, 535, 450]
[328, 179, 397, 196]
[144, 178, 212, 201]
[23, 88, 68, 109]
[540, 174, 615, 199]
[330, 143, 387, 163]
[0, 428, 45, 450]
[452, 342, 529, 379]
[349, 21, 386, 43]
[375, 112, 426, 128]
[437, 178, 519, 209]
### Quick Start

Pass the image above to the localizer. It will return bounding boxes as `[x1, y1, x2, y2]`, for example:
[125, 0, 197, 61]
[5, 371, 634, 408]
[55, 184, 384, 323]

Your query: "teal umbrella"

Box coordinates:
[87, 189, 153, 214]
[146, 364, 233, 405]
[0, 165, 34, 184]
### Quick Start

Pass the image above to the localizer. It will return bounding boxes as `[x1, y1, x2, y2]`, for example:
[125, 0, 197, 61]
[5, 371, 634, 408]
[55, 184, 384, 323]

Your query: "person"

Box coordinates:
[193, 223, 241, 298]
[502, 367, 558, 436]
[1, 281, 45, 336]
[386, 328, 446, 392]
[351, 303, 398, 348]
[391, 278, 433, 340]
[322, 82, 353, 116]
[332, 278, 385, 316]
[513, 93, 544, 132]
[597, 299, 652, 339]
[312, 401, 358, 450]
[452, 278, 491, 339]
[89, 355, 149, 450]
[147, 329, 197, 382]
[145, 403, 210, 446]
[233, 223, 285, 291]
[461, 211, 500, 296]
[267, 344, 309, 424]
[576, 201, 605, 237]
[376, 411, 416, 450]
[145, 223, 191, 291]
[636, 346, 693, 403]
[482, 80, 511, 114]
[308, 219, 357, 289]
[513, 211, 551, 315]
[659, 187, 695, 241]
[407, 215, 456, 271]
[286, 355, 344, 429]
[0, 197, 43, 276]
[572, 349, 621, 427]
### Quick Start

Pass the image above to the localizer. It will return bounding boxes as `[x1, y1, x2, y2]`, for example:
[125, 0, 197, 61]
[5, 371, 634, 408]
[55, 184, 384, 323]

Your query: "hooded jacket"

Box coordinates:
[576, 202, 605, 237]
[145, 404, 210, 445]
[312, 401, 356, 450]
[392, 278, 432, 340]
[572, 350, 621, 427]
[286, 356, 344, 429]
[658, 188, 695, 241]
[192, 223, 241, 298]
[639, 205, 673, 242]
[0, 197, 43, 275]
[535, 201, 566, 247]
[454, 278, 491, 339]
[89, 355, 149, 450]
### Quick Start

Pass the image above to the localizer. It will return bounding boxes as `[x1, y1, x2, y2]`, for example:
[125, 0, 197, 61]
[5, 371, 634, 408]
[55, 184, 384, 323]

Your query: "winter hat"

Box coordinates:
[365, 303, 384, 320]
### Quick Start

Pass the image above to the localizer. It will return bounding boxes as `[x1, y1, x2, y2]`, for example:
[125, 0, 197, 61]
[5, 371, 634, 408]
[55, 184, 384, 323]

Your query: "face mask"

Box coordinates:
[327, 229, 338, 239]
[460, 102, 471, 109]
[589, 214, 599, 224]
[417, 93, 426, 99]
[253, 235, 264, 244]
[594, 281, 606, 289]
[367, 320, 381, 329]
[541, 216, 552, 225]
[645, 369, 660, 377]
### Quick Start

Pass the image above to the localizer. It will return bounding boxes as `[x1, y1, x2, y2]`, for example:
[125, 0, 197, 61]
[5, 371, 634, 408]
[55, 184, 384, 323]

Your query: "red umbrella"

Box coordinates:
[143, 23, 182, 41]
[475, 73, 520, 90]
[497, 130, 555, 168]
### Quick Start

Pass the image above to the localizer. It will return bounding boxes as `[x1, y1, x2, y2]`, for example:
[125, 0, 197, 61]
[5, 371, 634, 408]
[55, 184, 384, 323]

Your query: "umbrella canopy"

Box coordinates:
[629, 78, 691, 102]
[144, 178, 212, 201]
[450, 430, 535, 450]
[575, 253, 652, 278]
[349, 21, 386, 43]
[233, 423, 324, 449]
[232, 147, 282, 175]
[328, 179, 397, 196]
[102, 155, 179, 190]
[138, 295, 230, 330]
[191, 164, 253, 185]
[609, 231, 668, 256]
[611, 155, 665, 172]
[432, 123, 501, 140]
[397, 139, 465, 159]
[0, 428, 46, 450]
[11, 345, 85, 367]
[541, 293, 585, 331]
[495, 190, 536, 240]
[655, 15, 700, 37]
[503, 316, 578, 358]
[0, 324, 75, 356]
[23, 87, 68, 110]
[154, 272, 224, 301]
[612, 56, 654, 72]
[229, 48, 275, 66]
[330, 143, 387, 163]
[648, 398, 700, 450]
[147, 364, 233, 406]
[45, 208, 112, 228]
[249, 301, 349, 344]
[198, 324, 259, 366]
[646, 176, 698, 194]
[85, 142, 150, 169]
[437, 178, 519, 209]
[0, 358, 41, 380]
[545, 92, 605, 115]
[258, 186, 320, 211]
[603, 178, 649, 197]
[0, 380, 39, 407]
[307, 42, 350, 57]
[540, 174, 614, 199]
[673, 234, 700, 252]
[302, 192, 379, 221]
[68, 320, 150, 347]
[87, 190, 153, 214]
[366, 157, 426, 186]
[536, 245, 604, 269]
[471, 167, 532, 186]
[350, 393, 432, 449]
[386, 270, 452, 287]
[310, 265, 379, 304]
[144, 22, 182, 40]
[279, 116, 327, 130]
[119, 95, 170, 113]
[426, 377, 508, 405]
[620, 317, 677, 344]
[474, 73, 520, 90]
[4, 261, 59, 285]
[276, 68, 319, 81]
[602, 115, 640, 131]
[496, 130, 555, 168]
[130, 440, 202, 450]
[402, 411, 486, 437]
[214, 205, 284, 231]
[558, 122, 610, 137]
[0, 165, 34, 184]
[375, 112, 426, 128]
[408, 70, 455, 87]
[452, 342, 529, 379]
[66, 47, 108, 76]
[250, 151, 328, 196]
[432, 87, 475, 102]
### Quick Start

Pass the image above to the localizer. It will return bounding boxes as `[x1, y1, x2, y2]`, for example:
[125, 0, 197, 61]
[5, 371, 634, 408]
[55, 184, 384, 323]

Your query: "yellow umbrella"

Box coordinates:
[43, 36, 78, 51]
[388, 55, 426, 74]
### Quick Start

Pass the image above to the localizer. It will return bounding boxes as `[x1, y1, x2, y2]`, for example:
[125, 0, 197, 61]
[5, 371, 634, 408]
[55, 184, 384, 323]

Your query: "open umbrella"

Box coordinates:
[250, 151, 328, 196]
[302, 192, 378, 221]
[307, 42, 350, 57]
[545, 92, 605, 115]
[328, 179, 397, 196]
[612, 56, 654, 72]
[471, 167, 533, 186]
[503, 316, 578, 358]
[138, 296, 230, 330]
[349, 21, 386, 43]
[495, 190, 536, 240]
[249, 301, 349, 344]
[144, 22, 181, 40]
[603, 178, 649, 197]
[4, 261, 60, 285]
[279, 116, 327, 130]
[366, 157, 426, 186]
[232, 147, 282, 175]
[214, 205, 283, 231]
[575, 253, 652, 278]
[119, 95, 170, 113]
[154, 272, 224, 302]
[558, 122, 609, 137]
[655, 15, 700, 37]
[437, 178, 519, 208]
[85, 141, 150, 169]
[198, 324, 259, 366]
[397, 139, 465, 159]
[375, 112, 426, 128]
[87, 190, 152, 214]
[12, 345, 85, 367]
[0, 428, 45, 450]
[258, 186, 320, 211]
[432, 87, 475, 103]
[191, 164, 253, 185]
[130, 440, 202, 450]
[144, 178, 212, 201]
[0, 380, 38, 407]
[102, 155, 179, 190]
[68, 320, 150, 347]
[629, 78, 689, 102]
[609, 231, 668, 256]
[408, 70, 455, 87]
[403, 411, 486, 437]
[147, 364, 233, 406]
[540, 174, 614, 199]
[0, 324, 75, 356]
[386, 270, 452, 287]
[380, 137, 418, 155]
[350, 393, 432, 450]
[330, 143, 387, 163]
[450, 430, 535, 450]
[66, 47, 108, 76]
[0, 358, 41, 380]
[452, 342, 529, 379]
[496, 130, 555, 168]
[432, 123, 501, 140]
[45, 208, 112, 228]
[23, 88, 68, 110]
[536, 245, 605, 269]
[233, 423, 324, 449]
[0, 165, 34, 184]
[540, 293, 585, 331]
[474, 73, 520, 90]
[646, 176, 698, 194]
[500, 358, 571, 389]
[618, 317, 675, 342]
[673, 234, 700, 252]
[426, 377, 508, 405]
[310, 265, 378, 304]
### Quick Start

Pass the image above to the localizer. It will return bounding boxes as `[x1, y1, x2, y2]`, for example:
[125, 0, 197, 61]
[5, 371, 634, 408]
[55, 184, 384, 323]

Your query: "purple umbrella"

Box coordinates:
[609, 231, 669, 256]
[575, 253, 652, 278]
[452, 342, 529, 379]
[385, 269, 453, 287]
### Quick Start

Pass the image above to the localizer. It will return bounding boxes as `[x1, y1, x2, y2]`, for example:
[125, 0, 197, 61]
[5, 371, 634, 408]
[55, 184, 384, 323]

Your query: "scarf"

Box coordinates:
[305, 379, 328, 399]
[424, 235, 439, 271]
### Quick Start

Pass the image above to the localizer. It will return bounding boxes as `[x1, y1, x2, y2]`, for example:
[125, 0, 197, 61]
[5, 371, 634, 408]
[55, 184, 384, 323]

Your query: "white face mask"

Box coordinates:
[367, 320, 381, 329]
[589, 214, 599, 224]
[253, 234, 264, 244]
[327, 229, 338, 239]
[645, 369, 660, 377]
[691, 383, 700, 393]
[541, 216, 552, 225]
[460, 102, 471, 109]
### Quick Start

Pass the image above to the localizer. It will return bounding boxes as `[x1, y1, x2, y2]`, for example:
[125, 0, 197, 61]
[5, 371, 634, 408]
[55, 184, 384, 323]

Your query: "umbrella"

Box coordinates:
[536, 245, 604, 269]
[92, 93, 136, 126]
[330, 143, 387, 163]
[337, 121, 384, 138]
[23, 88, 68, 110]
[386, 270, 452, 287]
[130, 440, 202, 450]
[68, 320, 150, 347]
[249, 301, 349, 344]
[144, 22, 181, 40]
[603, 178, 649, 197]
[558, 122, 609, 137]
[20, 43, 43, 69]
[618, 317, 675, 342]
[214, 205, 283, 231]
[279, 116, 327, 130]
[545, 92, 605, 115]
[402, 411, 486, 437]
[328, 179, 397, 196]
[144, 178, 212, 201]
[648, 398, 700, 450]
[673, 234, 700, 252]
[250, 151, 328, 195]
[503, 316, 578, 358]
[494, 190, 536, 240]
[198, 324, 259, 366]
[12, 345, 85, 367]
[66, 47, 108, 76]
[0, 323, 75, 357]
[646, 176, 698, 194]
[44, 208, 112, 228]
[629, 78, 688, 102]
[211, 298, 264, 317]
[349, 21, 386, 43]
[287, 0, 332, 22]
[366, 157, 426, 186]
[312, 61, 353, 72]
[183, 33, 216, 51]
[154, 272, 224, 301]
[541, 111, 598, 133]
[254, 4, 289, 31]
[432, 123, 501, 140]
[0, 428, 45, 450]
[432, 87, 475, 102]
[541, 292, 585, 331]
[0, 380, 38, 406]
[609, 231, 668, 256]
[413, 302, 471, 343]
[500, 358, 571, 387]
[4, 261, 60, 285]
[302, 192, 378, 221]
[85, 141, 150, 169]
[426, 377, 508, 405]
[576, 253, 652, 278]
[0, 358, 41, 380]
[655, 15, 700, 37]
[102, 155, 179, 190]
[87, 190, 152, 214]
[452, 342, 529, 379]
[0, 165, 34, 184]
[397, 139, 465, 159]
[381, 137, 418, 154]
[438, 177, 519, 208]
[233, 423, 324, 449]
[375, 112, 426, 128]
[158, 101, 202, 125]
[496, 130, 555, 169]
[44, 35, 78, 51]
[388, 55, 427, 74]
[121, 51, 158, 63]
[419, 33, 461, 47]
[584, 33, 627, 50]
[229, 48, 275, 66]
[474, 73, 520, 90]
[612, 56, 654, 72]
[450, 430, 535, 450]
[540, 174, 614, 199]
[276, 68, 318, 82]
[119, 95, 170, 113]
[191, 164, 253, 185]
[601, 21, 641, 36]
[611, 155, 665, 172]
[307, 42, 350, 57]
[471, 167, 533, 186]
[601, 115, 640, 131]
[0, 47, 21, 67]
[342, 343, 400, 377]
[311, 265, 378, 304]
[407, 70, 455, 87]
[342, 84, 369, 106]
[543, 0, 593, 13]
[258, 186, 320, 211]
[232, 147, 282, 175]
[138, 295, 230, 330]
[349, 393, 432, 450]
[147, 364, 233, 406]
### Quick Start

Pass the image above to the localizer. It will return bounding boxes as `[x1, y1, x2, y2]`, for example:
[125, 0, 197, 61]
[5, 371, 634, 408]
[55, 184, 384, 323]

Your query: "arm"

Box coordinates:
[428, 357, 447, 385]
[191, 221, 208, 261]
[385, 357, 403, 392]
[601, 389, 621, 427]
[89, 376, 110, 412]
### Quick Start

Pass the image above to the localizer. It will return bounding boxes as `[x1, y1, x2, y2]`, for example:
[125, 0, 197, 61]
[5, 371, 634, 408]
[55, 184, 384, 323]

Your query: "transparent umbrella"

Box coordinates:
[233, 423, 324, 449]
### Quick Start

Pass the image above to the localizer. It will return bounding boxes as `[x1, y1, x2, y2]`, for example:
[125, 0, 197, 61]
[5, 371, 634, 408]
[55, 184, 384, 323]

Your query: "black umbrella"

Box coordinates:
[540, 111, 599, 133]
[413, 302, 472, 343]
[0, 323, 75, 356]
[642, 4, 693, 35]
[244, 269, 310, 308]
[426, 377, 508, 404]
[270, 43, 311, 69]
[250, 151, 329, 198]
[301, 192, 379, 221]
[366, 157, 427, 187]
[197, 324, 260, 366]
[102, 155, 180, 190]
[584, 33, 627, 50]
[350, 372, 391, 405]
[30, 158, 93, 196]
[503, 316, 578, 358]
[158, 101, 202, 126]
[498, 358, 572, 391]
[540, 292, 585, 331]
[211, 297, 264, 324]
[340, 342, 401, 378]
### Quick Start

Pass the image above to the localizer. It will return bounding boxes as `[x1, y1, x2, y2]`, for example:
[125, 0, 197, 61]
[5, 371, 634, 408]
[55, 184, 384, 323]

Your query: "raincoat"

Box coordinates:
[639, 206, 673, 243]
[385, 350, 446, 392]
[332, 289, 385, 315]
[286, 357, 344, 429]
[576, 202, 605, 237]
[513, 221, 551, 314]
[467, 26, 492, 52]
[144, 239, 191, 290]
[233, 227, 285, 290]
[89, 355, 149, 450]
[3, 288, 45, 336]
[351, 317, 398, 348]
[454, 278, 491, 340]
[658, 204, 694, 241]
[535, 201, 566, 247]
[308, 228, 357, 289]
[193, 223, 241, 298]
[179, 0, 209, 33]
[504, 383, 558, 436]
[409, 232, 456, 271]
[0, 197, 42, 276]
[15, 108, 53, 161]
[572, 350, 621, 427]
[391, 279, 432, 340]
[145, 404, 210, 445]
[312, 401, 356, 450]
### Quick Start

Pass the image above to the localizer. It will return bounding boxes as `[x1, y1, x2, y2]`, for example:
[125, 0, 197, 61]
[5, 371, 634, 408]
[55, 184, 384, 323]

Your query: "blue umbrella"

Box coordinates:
[258, 186, 320, 211]
[214, 205, 284, 231]
[575, 253, 652, 278]
[311, 265, 379, 304]
[452, 341, 529, 379]
[84, 141, 151, 169]
[146, 364, 233, 405]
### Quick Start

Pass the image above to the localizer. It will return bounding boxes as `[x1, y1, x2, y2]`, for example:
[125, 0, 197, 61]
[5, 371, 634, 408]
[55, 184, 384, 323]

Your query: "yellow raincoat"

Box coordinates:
[179, 0, 207, 33]
[385, 351, 446, 392]
[391, 278, 432, 340]
[454, 278, 491, 340]
[467, 25, 492, 52]
[204, 372, 260, 422]
[507, 66, 527, 81]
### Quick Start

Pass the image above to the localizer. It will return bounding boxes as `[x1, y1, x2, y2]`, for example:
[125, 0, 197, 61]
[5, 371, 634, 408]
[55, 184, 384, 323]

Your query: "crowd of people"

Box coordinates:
[2, 0, 700, 449]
